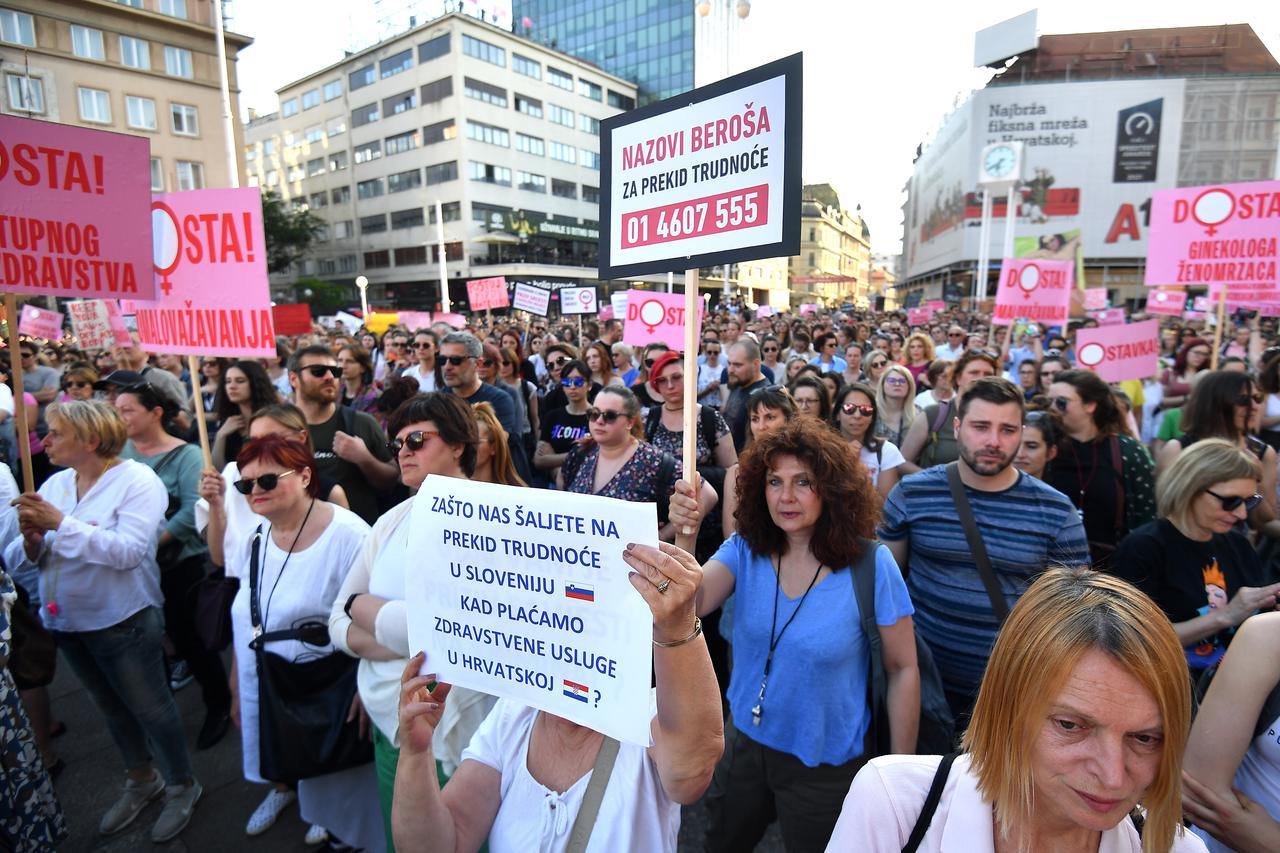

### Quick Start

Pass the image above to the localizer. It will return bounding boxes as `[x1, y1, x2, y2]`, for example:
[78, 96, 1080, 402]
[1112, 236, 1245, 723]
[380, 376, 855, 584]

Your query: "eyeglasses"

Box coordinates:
[761, 347, 777, 353]
[1236, 393, 1264, 406]
[233, 469, 296, 495]
[548, 358, 569, 368]
[480, 358, 495, 367]
[1204, 488, 1264, 513]
[298, 364, 341, 379]
[413, 342, 433, 350]
[707, 348, 722, 354]
[1052, 397, 1070, 412]
[948, 333, 965, 338]
[561, 376, 587, 388]
[868, 360, 886, 369]
[441, 355, 474, 366]
[841, 402, 875, 417]
[387, 430, 439, 454]
[883, 376, 908, 386]
[644, 358, 659, 368]
[655, 374, 683, 388]
[587, 407, 625, 423]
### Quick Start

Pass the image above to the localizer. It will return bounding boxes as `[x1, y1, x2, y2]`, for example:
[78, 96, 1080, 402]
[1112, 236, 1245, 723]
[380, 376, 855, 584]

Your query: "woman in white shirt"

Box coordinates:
[3, 400, 202, 843]
[827, 568, 1205, 853]
[831, 383, 903, 499]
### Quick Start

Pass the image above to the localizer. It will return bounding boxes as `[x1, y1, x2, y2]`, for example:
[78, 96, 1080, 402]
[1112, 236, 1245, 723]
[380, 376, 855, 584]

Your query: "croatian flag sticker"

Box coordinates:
[565, 582, 595, 603]
[563, 679, 590, 703]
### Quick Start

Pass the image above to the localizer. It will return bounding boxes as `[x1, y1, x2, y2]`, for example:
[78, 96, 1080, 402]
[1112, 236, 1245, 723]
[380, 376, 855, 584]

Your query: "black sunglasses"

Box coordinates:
[387, 429, 439, 454]
[1236, 393, 1264, 406]
[1053, 397, 1070, 412]
[233, 469, 296, 495]
[1204, 488, 1264, 513]
[413, 342, 433, 349]
[441, 355, 474, 366]
[644, 358, 658, 368]
[298, 364, 341, 379]
[62, 380, 92, 390]
[587, 407, 625, 423]
[561, 376, 587, 388]
[548, 357, 569, 368]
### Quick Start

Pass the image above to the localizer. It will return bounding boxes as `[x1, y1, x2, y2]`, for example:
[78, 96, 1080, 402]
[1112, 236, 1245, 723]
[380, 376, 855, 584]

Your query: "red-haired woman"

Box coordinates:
[219, 435, 382, 850]
[1159, 337, 1213, 414]
[690, 418, 919, 852]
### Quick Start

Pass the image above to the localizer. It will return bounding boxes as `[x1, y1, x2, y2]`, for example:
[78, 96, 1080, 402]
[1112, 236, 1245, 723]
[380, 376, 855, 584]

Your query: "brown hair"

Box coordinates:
[473, 402, 526, 487]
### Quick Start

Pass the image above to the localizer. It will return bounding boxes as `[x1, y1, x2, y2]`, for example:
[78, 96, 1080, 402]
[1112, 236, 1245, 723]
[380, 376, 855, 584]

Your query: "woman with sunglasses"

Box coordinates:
[1113, 439, 1280, 679]
[329, 393, 495, 850]
[540, 344, 595, 412]
[759, 335, 783, 377]
[58, 364, 99, 402]
[498, 330, 537, 386]
[874, 365, 917, 448]
[212, 361, 282, 471]
[832, 383, 904, 499]
[534, 359, 593, 485]
[864, 352, 890, 387]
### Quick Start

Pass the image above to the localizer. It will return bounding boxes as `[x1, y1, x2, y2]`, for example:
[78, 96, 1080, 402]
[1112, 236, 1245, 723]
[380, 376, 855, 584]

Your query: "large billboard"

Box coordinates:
[904, 78, 1187, 280]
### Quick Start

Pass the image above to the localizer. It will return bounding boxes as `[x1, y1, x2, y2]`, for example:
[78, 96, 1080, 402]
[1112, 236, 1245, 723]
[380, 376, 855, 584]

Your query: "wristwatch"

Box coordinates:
[343, 593, 359, 618]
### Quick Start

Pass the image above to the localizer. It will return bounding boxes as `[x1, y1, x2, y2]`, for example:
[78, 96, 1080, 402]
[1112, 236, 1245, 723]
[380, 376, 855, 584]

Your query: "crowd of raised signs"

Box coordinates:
[3, 298, 1280, 853]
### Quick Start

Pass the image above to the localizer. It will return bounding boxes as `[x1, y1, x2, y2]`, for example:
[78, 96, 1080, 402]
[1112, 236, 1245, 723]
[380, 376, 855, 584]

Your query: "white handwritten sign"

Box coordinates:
[405, 478, 659, 746]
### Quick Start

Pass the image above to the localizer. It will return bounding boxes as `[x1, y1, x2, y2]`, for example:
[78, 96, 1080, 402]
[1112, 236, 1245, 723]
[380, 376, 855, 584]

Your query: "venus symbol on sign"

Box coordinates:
[1016, 263, 1040, 298]
[1191, 188, 1235, 236]
[151, 202, 182, 296]
[639, 299, 666, 333]
[1077, 342, 1106, 368]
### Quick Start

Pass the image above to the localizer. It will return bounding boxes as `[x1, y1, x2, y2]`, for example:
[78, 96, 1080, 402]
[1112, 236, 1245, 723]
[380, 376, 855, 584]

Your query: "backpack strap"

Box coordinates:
[339, 404, 356, 436]
[903, 753, 958, 853]
[655, 451, 677, 523]
[644, 406, 661, 443]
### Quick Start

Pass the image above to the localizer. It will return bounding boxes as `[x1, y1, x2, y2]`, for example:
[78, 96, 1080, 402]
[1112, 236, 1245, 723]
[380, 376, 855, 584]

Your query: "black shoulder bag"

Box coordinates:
[248, 524, 372, 783]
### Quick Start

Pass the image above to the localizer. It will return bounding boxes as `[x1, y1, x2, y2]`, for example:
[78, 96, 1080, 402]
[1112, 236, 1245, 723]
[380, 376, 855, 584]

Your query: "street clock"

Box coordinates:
[978, 141, 1024, 185]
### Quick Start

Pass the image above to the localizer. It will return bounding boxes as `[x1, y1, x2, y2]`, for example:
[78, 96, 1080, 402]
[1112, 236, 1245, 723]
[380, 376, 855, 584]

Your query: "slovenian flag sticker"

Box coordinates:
[563, 679, 589, 703]
[565, 582, 595, 602]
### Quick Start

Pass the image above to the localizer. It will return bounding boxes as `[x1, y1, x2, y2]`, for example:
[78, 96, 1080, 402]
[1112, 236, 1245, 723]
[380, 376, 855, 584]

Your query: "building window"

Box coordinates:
[432, 242, 463, 262]
[125, 96, 156, 130]
[175, 161, 204, 191]
[469, 161, 511, 186]
[395, 246, 428, 266]
[552, 178, 576, 199]
[364, 250, 391, 269]
[329, 151, 349, 171]
[150, 157, 164, 190]
[323, 79, 342, 101]
[464, 77, 506, 108]
[380, 48, 413, 78]
[462, 34, 505, 67]
[70, 25, 106, 61]
[301, 89, 320, 110]
[357, 177, 384, 199]
[164, 46, 193, 78]
[351, 103, 379, 127]
[582, 185, 599, 204]
[515, 133, 545, 156]
[391, 207, 424, 230]
[549, 141, 576, 164]
[349, 64, 374, 90]
[472, 201, 510, 224]
[326, 116, 347, 137]
[287, 163, 304, 182]
[513, 53, 541, 79]
[420, 76, 453, 104]
[280, 98, 298, 117]
[422, 119, 456, 145]
[360, 214, 387, 234]
[171, 103, 199, 136]
[385, 130, 418, 155]
[338, 254, 358, 273]
[334, 221, 354, 239]
[116, 0, 145, 6]
[244, 145, 256, 161]
[548, 104, 573, 127]
[264, 170, 278, 187]
[577, 79, 602, 101]
[608, 90, 635, 111]
[302, 125, 322, 143]
[580, 149, 600, 170]
[425, 161, 458, 185]
[331, 186, 351, 204]
[0, 9, 36, 46]
[517, 171, 546, 193]
[419, 33, 449, 63]
[263, 139, 275, 155]
[5, 74, 45, 113]
[77, 87, 112, 123]
[158, 0, 187, 18]
[515, 94, 542, 119]
[429, 202, 461, 224]
[466, 120, 509, 147]
[307, 157, 325, 177]
[309, 191, 328, 208]
[354, 141, 381, 163]
[387, 168, 422, 193]
[382, 90, 416, 115]
[119, 36, 151, 70]
[548, 67, 573, 90]
[578, 114, 600, 136]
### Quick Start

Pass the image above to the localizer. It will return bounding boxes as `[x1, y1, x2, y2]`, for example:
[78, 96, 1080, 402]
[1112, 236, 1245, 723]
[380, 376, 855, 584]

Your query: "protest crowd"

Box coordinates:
[5, 295, 1280, 853]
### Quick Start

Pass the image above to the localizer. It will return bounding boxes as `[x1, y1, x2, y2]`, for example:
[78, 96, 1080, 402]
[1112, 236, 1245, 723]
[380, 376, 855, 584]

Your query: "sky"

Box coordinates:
[229, 1, 1280, 258]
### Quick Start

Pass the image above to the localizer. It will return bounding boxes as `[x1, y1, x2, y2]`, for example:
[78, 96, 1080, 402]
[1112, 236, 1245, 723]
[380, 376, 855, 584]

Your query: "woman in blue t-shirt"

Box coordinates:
[686, 417, 919, 853]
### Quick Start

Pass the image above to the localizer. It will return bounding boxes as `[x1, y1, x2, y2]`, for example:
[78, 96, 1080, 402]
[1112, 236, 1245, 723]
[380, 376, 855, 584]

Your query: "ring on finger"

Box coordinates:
[657, 579, 671, 594]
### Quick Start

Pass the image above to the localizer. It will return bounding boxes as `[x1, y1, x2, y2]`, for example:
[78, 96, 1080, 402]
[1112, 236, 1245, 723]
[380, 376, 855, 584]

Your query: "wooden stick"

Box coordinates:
[682, 269, 699, 535]
[4, 294, 35, 493]
[1210, 288, 1227, 370]
[186, 355, 213, 468]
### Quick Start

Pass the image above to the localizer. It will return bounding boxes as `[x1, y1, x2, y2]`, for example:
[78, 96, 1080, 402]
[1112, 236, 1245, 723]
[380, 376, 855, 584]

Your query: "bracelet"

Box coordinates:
[343, 593, 359, 618]
[653, 616, 702, 648]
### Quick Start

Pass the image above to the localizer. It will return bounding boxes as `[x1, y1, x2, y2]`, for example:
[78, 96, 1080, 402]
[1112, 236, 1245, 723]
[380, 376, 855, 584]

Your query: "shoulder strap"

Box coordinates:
[903, 754, 958, 853]
[247, 524, 264, 634]
[644, 406, 661, 443]
[930, 400, 952, 434]
[850, 539, 887, 754]
[945, 463, 1010, 623]
[151, 444, 187, 477]
[339, 404, 356, 435]
[565, 736, 620, 853]
[700, 403, 717, 450]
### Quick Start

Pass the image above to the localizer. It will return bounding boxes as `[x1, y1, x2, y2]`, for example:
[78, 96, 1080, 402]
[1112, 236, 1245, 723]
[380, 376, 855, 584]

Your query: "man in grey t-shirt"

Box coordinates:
[18, 341, 60, 432]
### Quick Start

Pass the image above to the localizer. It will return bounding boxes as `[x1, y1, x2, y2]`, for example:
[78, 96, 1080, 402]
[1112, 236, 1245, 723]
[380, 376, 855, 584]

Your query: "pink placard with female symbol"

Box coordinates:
[1074, 319, 1160, 383]
[1145, 181, 1280, 288]
[18, 304, 63, 341]
[622, 290, 702, 350]
[1145, 289, 1185, 316]
[992, 258, 1073, 326]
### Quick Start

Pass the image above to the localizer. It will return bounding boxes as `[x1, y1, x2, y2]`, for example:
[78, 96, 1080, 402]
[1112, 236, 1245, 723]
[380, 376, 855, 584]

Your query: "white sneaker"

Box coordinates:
[245, 788, 296, 836]
[304, 824, 330, 846]
[99, 772, 165, 835]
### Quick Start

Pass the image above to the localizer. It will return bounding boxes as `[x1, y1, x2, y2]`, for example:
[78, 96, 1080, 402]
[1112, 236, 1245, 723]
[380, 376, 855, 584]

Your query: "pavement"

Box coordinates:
[44, 651, 782, 852]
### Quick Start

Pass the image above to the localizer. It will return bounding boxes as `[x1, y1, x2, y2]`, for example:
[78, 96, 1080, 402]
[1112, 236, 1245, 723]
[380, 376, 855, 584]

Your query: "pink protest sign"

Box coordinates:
[67, 299, 131, 348]
[906, 306, 934, 326]
[799, 303, 818, 316]
[1145, 289, 1185, 316]
[623, 290, 701, 350]
[18, 304, 63, 340]
[466, 276, 509, 311]
[992, 258, 1073, 326]
[756, 305, 775, 317]
[925, 300, 947, 312]
[0, 115, 155, 299]
[1206, 282, 1280, 307]
[136, 188, 274, 357]
[1088, 309, 1126, 326]
[1083, 288, 1108, 311]
[1145, 181, 1280, 288]
[397, 311, 433, 330]
[598, 305, 614, 321]
[1074, 319, 1160, 382]
[434, 312, 466, 329]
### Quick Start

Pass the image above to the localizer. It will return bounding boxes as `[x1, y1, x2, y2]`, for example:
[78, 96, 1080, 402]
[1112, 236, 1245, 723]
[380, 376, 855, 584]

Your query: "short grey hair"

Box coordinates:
[611, 342, 633, 358]
[441, 331, 482, 358]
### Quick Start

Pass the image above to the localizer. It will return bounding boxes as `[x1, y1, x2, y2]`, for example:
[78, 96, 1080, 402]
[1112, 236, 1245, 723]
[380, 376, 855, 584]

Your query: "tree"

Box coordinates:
[292, 277, 352, 317]
[260, 190, 325, 274]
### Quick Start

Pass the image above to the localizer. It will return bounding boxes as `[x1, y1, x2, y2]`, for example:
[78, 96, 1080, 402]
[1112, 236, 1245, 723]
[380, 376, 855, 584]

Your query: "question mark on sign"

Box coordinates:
[594, 689, 601, 708]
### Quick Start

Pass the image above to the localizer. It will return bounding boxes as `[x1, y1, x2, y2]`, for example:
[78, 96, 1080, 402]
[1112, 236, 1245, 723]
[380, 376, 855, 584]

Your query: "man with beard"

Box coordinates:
[438, 332, 531, 482]
[290, 345, 398, 524]
[877, 377, 1088, 719]
[721, 339, 769, 452]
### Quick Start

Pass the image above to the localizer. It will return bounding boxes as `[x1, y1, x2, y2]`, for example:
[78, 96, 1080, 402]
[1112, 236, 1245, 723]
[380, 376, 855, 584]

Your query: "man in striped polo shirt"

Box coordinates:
[878, 377, 1090, 720]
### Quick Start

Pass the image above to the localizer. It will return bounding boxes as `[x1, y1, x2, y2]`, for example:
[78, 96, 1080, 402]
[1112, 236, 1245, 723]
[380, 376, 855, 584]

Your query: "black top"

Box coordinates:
[540, 406, 590, 455]
[1048, 438, 1120, 547]
[722, 377, 770, 453]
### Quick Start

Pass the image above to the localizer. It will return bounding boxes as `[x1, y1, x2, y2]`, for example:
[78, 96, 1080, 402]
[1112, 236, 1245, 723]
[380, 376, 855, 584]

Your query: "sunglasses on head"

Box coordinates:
[1204, 488, 1263, 512]
[561, 376, 587, 388]
[233, 469, 296, 495]
[587, 407, 625, 423]
[441, 355, 474, 366]
[299, 364, 341, 379]
[387, 429, 439, 454]
[841, 402, 875, 417]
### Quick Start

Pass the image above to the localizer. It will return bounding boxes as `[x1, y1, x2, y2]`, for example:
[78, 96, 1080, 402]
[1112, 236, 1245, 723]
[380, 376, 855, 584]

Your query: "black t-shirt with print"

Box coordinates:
[540, 406, 590, 455]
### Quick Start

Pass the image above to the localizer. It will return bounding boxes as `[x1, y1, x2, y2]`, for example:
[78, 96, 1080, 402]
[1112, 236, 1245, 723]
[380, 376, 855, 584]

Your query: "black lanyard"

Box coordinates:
[751, 554, 822, 727]
[249, 499, 315, 638]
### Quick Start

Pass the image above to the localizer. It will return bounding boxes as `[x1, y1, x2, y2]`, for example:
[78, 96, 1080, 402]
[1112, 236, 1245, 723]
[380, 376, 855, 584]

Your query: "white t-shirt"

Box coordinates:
[402, 363, 438, 392]
[462, 696, 679, 853]
[1194, 710, 1280, 853]
[860, 440, 905, 490]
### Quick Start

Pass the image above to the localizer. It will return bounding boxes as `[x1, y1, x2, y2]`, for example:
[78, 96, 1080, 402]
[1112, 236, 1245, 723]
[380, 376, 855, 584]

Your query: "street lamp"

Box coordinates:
[355, 275, 369, 319]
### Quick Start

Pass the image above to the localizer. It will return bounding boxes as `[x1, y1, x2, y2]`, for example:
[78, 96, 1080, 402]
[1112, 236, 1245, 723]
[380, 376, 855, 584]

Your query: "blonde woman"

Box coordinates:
[875, 364, 917, 448]
[471, 402, 526, 487]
